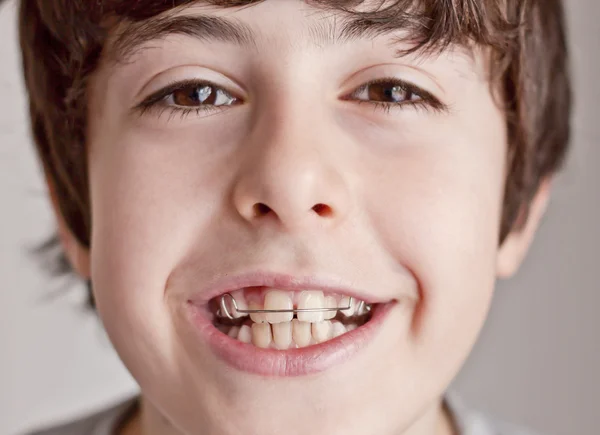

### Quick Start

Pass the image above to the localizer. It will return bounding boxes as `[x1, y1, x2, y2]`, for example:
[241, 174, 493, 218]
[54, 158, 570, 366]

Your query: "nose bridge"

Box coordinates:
[232, 93, 352, 231]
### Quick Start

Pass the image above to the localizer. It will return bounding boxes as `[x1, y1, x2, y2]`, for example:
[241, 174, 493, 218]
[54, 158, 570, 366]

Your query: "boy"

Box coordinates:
[16, 0, 571, 434]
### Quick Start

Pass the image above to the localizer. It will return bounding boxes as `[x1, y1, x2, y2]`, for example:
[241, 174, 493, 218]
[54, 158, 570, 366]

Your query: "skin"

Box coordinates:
[49, 1, 552, 434]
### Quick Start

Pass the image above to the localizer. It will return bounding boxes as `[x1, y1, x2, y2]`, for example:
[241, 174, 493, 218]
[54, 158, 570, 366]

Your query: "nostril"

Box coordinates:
[312, 203, 332, 217]
[251, 203, 332, 219]
[253, 203, 272, 217]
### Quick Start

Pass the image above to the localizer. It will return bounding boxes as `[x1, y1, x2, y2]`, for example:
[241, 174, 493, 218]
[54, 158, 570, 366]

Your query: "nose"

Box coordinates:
[231, 109, 353, 232]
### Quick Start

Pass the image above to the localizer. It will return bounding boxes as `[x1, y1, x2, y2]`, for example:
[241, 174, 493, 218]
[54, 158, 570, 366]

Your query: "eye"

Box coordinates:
[135, 79, 241, 119]
[353, 80, 422, 104]
[343, 77, 447, 113]
[166, 83, 238, 107]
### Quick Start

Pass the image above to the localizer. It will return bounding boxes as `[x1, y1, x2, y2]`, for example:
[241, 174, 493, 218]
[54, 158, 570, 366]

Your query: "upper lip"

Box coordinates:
[188, 270, 390, 305]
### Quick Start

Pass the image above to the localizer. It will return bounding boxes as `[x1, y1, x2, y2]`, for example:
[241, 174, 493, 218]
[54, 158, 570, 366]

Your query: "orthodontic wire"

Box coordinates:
[218, 293, 371, 320]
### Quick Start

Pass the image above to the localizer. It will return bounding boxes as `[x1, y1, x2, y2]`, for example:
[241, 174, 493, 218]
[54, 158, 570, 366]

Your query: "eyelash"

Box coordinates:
[346, 77, 447, 114]
[134, 77, 448, 121]
[135, 79, 230, 121]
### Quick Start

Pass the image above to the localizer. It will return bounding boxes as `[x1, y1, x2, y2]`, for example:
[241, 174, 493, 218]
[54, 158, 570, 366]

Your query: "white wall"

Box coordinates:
[1, 1, 598, 434]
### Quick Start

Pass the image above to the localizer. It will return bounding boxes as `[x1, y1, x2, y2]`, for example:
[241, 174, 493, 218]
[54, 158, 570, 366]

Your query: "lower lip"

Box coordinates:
[186, 301, 394, 377]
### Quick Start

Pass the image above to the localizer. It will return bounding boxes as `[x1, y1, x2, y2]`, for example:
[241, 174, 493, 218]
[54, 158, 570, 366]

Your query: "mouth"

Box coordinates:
[211, 288, 374, 347]
[185, 273, 396, 376]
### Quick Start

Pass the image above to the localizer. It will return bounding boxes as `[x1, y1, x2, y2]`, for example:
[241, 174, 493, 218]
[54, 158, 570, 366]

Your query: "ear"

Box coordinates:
[46, 175, 91, 279]
[496, 178, 552, 279]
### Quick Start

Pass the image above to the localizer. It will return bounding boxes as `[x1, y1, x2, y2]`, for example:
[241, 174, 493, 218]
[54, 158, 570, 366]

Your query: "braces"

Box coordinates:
[216, 293, 372, 320]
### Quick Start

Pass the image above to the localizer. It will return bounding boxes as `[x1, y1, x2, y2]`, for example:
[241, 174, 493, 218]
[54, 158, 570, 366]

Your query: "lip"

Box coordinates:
[188, 270, 390, 305]
[185, 300, 395, 376]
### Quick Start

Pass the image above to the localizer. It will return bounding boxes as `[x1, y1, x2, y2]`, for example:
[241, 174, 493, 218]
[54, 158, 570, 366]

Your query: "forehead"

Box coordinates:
[101, 0, 481, 69]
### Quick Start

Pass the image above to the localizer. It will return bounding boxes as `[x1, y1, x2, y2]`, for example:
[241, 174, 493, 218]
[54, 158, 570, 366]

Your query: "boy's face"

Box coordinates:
[66, 1, 542, 434]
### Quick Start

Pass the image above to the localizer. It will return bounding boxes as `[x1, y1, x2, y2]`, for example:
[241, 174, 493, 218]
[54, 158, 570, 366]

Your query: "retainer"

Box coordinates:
[216, 293, 372, 320]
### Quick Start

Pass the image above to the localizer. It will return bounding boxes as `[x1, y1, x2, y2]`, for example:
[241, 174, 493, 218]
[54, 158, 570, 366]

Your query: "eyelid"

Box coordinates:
[348, 77, 433, 101]
[132, 65, 247, 107]
[338, 63, 446, 101]
[339, 76, 448, 115]
[137, 79, 240, 110]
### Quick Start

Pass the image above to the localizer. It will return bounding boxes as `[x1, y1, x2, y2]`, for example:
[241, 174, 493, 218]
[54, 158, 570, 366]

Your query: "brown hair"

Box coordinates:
[16, 0, 571, 308]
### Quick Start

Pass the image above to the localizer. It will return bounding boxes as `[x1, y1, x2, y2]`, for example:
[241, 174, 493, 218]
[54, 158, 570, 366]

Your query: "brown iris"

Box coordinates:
[172, 85, 214, 106]
[367, 82, 416, 103]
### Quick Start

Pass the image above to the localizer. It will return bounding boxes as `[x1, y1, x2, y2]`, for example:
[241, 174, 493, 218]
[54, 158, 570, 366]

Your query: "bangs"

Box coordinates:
[43, 0, 520, 58]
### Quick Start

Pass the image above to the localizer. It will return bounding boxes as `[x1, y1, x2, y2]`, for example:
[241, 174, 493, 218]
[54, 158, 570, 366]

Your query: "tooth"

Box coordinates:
[323, 296, 337, 320]
[297, 290, 325, 322]
[251, 323, 272, 348]
[355, 300, 370, 316]
[272, 321, 292, 349]
[227, 326, 240, 339]
[264, 290, 293, 323]
[346, 324, 357, 332]
[292, 319, 312, 348]
[331, 321, 346, 338]
[249, 301, 267, 323]
[230, 289, 248, 319]
[312, 321, 332, 343]
[218, 296, 233, 319]
[237, 325, 252, 343]
[339, 296, 356, 317]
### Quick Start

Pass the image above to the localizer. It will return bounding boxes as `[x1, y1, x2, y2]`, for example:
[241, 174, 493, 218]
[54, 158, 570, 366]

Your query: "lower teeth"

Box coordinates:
[214, 311, 371, 349]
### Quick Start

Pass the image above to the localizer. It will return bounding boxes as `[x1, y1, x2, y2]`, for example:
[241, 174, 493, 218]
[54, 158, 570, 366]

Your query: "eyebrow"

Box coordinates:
[108, 12, 422, 65]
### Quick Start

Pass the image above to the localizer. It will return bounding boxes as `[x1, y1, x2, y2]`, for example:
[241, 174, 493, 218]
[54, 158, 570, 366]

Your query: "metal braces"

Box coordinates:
[216, 293, 371, 320]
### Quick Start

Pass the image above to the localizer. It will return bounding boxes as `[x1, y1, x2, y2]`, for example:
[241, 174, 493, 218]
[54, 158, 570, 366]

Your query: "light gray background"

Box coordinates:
[1, 1, 598, 434]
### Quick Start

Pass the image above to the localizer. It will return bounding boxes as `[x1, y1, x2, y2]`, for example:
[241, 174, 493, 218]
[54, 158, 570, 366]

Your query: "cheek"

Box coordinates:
[363, 118, 506, 362]
[86, 126, 237, 376]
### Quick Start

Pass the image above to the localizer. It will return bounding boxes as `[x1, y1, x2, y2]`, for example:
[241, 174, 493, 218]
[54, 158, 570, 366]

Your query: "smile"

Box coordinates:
[213, 289, 374, 348]
[185, 273, 396, 376]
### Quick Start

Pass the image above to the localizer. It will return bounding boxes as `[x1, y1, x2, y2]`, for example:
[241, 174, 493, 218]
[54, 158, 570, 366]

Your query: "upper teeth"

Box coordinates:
[264, 290, 294, 323]
[296, 291, 325, 323]
[216, 289, 371, 323]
